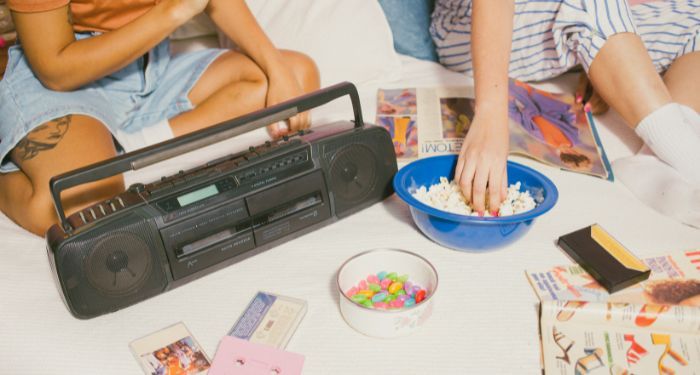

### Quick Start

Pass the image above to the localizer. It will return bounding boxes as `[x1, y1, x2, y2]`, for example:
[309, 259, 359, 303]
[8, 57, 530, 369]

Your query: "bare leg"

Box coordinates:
[587, 33, 671, 127]
[168, 49, 320, 137]
[663, 51, 700, 113]
[0, 115, 124, 235]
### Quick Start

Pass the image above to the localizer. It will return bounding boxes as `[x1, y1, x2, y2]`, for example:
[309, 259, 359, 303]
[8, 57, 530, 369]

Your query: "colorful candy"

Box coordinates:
[345, 271, 429, 310]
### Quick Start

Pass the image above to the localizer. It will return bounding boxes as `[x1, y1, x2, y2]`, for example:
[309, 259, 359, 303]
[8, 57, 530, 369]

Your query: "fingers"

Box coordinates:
[575, 73, 589, 104]
[488, 166, 505, 216]
[286, 111, 312, 133]
[471, 163, 489, 215]
[266, 122, 288, 139]
[457, 154, 476, 206]
[501, 168, 508, 201]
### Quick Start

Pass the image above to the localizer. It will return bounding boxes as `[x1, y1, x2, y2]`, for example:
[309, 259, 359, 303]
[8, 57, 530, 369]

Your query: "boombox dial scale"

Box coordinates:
[46, 83, 398, 319]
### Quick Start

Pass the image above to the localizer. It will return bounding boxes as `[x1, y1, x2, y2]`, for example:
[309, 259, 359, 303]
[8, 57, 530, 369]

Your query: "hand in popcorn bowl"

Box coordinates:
[393, 155, 558, 251]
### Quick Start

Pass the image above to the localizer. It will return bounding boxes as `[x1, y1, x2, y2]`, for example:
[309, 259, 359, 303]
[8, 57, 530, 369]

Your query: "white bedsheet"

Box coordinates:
[1, 55, 698, 374]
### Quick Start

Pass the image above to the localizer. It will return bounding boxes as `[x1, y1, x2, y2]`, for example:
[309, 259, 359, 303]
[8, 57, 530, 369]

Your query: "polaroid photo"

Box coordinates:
[130, 322, 212, 375]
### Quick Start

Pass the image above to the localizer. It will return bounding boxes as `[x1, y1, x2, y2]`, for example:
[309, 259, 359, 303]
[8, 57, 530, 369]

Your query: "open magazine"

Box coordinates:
[376, 80, 613, 180]
[526, 250, 700, 374]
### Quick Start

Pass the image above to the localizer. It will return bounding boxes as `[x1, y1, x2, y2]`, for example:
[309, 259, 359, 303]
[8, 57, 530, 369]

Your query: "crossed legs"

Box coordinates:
[0, 50, 319, 236]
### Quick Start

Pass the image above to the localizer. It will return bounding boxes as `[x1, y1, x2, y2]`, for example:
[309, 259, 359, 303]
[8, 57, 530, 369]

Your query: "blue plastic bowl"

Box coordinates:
[393, 155, 558, 251]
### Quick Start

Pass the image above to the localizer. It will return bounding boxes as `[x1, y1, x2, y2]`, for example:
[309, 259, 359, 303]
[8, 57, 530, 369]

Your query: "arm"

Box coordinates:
[11, 0, 207, 91]
[206, 0, 308, 132]
[455, 0, 514, 214]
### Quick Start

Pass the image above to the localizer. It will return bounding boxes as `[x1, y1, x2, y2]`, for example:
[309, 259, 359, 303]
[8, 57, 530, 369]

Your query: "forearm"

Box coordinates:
[13, 2, 191, 91]
[206, 0, 284, 78]
[471, 0, 514, 119]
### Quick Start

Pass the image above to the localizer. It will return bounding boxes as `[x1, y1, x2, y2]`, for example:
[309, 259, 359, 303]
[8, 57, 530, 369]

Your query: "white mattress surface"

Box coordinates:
[1, 55, 698, 375]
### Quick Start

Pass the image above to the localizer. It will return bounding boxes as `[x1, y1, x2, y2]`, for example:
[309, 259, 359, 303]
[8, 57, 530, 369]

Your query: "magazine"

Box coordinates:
[526, 250, 700, 374]
[376, 80, 613, 180]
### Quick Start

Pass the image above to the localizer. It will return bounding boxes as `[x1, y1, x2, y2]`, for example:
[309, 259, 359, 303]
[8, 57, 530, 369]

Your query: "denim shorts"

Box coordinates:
[0, 32, 226, 173]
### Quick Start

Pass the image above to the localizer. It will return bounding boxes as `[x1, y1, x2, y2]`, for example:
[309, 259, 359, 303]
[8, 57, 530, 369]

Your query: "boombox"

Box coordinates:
[46, 83, 397, 319]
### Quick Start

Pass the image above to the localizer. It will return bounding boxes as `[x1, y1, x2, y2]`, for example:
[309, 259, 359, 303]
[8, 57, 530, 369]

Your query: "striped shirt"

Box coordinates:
[431, 0, 700, 81]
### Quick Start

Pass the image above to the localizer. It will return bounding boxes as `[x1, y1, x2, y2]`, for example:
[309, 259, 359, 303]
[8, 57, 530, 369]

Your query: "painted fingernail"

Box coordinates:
[584, 103, 592, 112]
[490, 210, 499, 217]
[477, 211, 484, 217]
[575, 94, 583, 104]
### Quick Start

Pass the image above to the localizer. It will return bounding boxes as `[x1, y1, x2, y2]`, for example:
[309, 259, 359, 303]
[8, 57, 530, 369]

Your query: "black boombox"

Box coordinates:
[46, 83, 398, 319]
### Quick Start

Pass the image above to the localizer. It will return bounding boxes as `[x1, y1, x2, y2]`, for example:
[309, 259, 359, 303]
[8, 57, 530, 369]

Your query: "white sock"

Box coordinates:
[678, 104, 700, 138]
[635, 103, 700, 186]
[116, 119, 174, 152]
[613, 153, 700, 229]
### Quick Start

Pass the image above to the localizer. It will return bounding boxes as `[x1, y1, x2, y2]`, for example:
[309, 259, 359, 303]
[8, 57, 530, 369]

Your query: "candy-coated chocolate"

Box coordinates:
[346, 287, 358, 297]
[367, 274, 379, 284]
[372, 292, 388, 303]
[358, 280, 367, 290]
[357, 290, 375, 298]
[351, 294, 367, 303]
[404, 298, 416, 307]
[396, 290, 406, 297]
[411, 285, 421, 295]
[388, 282, 404, 295]
[368, 283, 381, 292]
[377, 271, 388, 281]
[415, 289, 426, 303]
[397, 274, 409, 283]
[373, 302, 388, 309]
[380, 278, 392, 289]
[389, 300, 404, 308]
[386, 272, 398, 281]
[361, 300, 373, 308]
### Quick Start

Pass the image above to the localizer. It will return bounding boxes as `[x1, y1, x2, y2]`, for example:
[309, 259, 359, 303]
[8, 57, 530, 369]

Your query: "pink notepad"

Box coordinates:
[209, 336, 304, 375]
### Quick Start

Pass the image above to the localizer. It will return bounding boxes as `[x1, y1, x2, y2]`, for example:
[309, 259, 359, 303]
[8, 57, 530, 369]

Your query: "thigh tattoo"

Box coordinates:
[16, 115, 72, 161]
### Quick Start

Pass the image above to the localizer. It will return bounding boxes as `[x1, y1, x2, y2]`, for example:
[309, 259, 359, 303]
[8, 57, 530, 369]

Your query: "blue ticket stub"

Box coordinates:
[228, 291, 307, 349]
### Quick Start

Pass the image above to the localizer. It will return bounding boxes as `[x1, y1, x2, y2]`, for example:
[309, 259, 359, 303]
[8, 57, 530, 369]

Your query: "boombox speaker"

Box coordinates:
[46, 82, 398, 319]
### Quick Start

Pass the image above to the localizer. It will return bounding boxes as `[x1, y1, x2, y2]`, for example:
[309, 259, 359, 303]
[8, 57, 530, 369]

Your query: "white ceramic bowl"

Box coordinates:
[336, 248, 438, 338]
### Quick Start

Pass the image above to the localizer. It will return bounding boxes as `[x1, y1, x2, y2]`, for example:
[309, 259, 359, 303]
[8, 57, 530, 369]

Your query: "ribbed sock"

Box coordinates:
[678, 104, 700, 139]
[635, 103, 700, 186]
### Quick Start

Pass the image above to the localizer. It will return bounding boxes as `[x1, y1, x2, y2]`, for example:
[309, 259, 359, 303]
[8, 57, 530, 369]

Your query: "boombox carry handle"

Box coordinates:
[49, 81, 364, 233]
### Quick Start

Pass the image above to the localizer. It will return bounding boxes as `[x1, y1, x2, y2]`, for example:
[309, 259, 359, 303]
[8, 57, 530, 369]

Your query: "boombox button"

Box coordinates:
[128, 183, 146, 194]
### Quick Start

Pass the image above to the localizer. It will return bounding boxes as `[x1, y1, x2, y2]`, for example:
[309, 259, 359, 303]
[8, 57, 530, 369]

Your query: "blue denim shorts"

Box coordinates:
[0, 32, 226, 173]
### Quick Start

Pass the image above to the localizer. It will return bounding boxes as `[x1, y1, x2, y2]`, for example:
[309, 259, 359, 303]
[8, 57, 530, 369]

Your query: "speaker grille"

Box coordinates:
[86, 232, 153, 296]
[321, 126, 398, 217]
[329, 144, 377, 204]
[56, 214, 168, 318]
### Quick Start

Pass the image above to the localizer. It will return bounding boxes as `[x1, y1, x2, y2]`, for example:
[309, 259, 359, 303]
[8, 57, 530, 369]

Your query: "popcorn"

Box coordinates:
[412, 177, 536, 217]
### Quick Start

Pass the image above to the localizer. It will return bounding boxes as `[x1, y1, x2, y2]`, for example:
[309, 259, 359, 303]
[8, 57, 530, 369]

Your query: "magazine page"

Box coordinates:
[526, 250, 700, 306]
[375, 80, 612, 179]
[542, 300, 700, 336]
[540, 301, 700, 375]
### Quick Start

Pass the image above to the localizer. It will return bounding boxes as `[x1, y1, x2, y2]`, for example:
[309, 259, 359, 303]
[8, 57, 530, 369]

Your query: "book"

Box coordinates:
[376, 80, 613, 180]
[526, 250, 700, 374]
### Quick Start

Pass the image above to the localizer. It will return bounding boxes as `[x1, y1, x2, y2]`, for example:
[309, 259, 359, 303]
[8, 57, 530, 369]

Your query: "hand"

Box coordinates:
[265, 66, 309, 138]
[455, 111, 509, 215]
[575, 73, 609, 115]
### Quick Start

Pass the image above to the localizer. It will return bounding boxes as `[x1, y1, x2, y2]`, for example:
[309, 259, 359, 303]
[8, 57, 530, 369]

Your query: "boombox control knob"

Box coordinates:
[128, 183, 145, 193]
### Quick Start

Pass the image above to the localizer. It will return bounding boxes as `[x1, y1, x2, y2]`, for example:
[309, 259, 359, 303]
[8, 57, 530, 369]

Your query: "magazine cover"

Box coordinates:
[526, 251, 700, 374]
[376, 80, 613, 180]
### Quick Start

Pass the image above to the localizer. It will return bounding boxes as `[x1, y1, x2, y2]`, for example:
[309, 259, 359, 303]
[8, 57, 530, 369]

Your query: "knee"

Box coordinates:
[281, 50, 320, 91]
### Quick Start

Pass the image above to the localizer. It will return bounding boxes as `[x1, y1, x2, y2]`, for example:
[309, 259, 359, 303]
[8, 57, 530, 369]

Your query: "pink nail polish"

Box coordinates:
[490, 210, 499, 217]
[575, 94, 583, 104]
[584, 103, 592, 113]
[477, 211, 484, 217]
